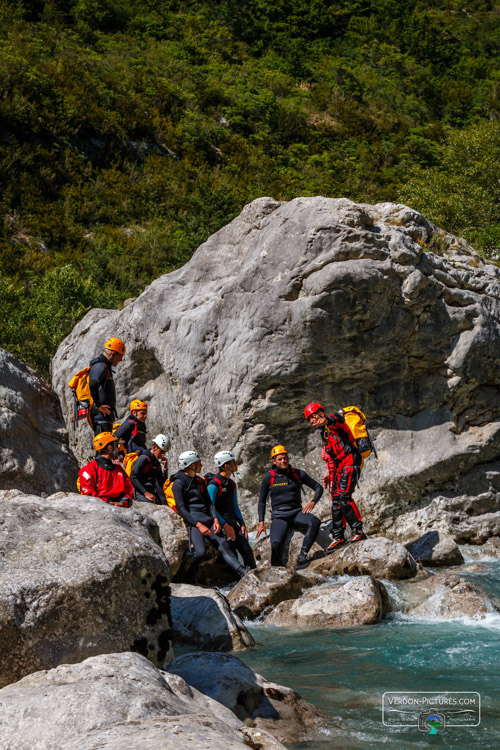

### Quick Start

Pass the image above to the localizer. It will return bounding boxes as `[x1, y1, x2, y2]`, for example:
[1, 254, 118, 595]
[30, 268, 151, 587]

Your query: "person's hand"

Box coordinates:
[109, 501, 127, 507]
[323, 473, 331, 489]
[302, 501, 315, 514]
[145, 492, 156, 503]
[213, 518, 222, 534]
[223, 523, 236, 541]
[161, 458, 168, 471]
[240, 524, 248, 540]
[196, 522, 211, 537]
[256, 521, 266, 539]
[98, 404, 111, 416]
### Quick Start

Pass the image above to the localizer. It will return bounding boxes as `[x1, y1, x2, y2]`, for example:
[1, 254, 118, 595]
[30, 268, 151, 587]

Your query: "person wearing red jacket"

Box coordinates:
[79, 432, 134, 508]
[305, 402, 366, 551]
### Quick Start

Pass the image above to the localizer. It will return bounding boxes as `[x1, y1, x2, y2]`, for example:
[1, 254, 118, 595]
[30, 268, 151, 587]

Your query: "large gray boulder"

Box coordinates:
[51, 197, 500, 536]
[307, 537, 417, 580]
[263, 576, 390, 628]
[405, 530, 464, 567]
[0, 491, 172, 687]
[0, 348, 78, 494]
[133, 503, 189, 576]
[407, 573, 497, 620]
[167, 652, 330, 744]
[227, 565, 316, 620]
[0, 652, 286, 750]
[169, 583, 254, 651]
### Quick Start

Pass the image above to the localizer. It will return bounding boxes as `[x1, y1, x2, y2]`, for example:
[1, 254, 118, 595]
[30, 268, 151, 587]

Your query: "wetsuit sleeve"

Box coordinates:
[155, 477, 166, 505]
[232, 487, 245, 524]
[202, 481, 218, 519]
[113, 420, 132, 441]
[89, 362, 108, 407]
[258, 474, 271, 523]
[298, 469, 323, 504]
[207, 483, 226, 525]
[129, 454, 149, 495]
[173, 479, 198, 526]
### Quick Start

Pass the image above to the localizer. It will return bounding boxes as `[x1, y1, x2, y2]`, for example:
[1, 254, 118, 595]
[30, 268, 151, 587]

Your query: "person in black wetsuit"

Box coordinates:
[113, 399, 148, 453]
[171, 450, 250, 584]
[256, 444, 323, 570]
[88, 337, 126, 435]
[206, 451, 256, 570]
[130, 433, 171, 504]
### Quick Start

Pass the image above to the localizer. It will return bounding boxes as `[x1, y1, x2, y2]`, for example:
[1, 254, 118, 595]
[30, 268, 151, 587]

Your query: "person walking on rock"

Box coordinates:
[113, 399, 148, 454]
[256, 445, 323, 569]
[89, 337, 126, 435]
[171, 451, 250, 584]
[207, 451, 256, 570]
[79, 432, 133, 508]
[305, 402, 366, 551]
[130, 434, 170, 505]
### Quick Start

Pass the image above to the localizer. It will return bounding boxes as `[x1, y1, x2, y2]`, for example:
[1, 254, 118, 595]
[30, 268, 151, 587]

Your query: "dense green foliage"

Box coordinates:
[1, 0, 499, 374]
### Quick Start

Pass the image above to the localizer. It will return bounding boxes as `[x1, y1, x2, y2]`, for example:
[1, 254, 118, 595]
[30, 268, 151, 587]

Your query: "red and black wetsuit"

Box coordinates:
[113, 415, 147, 454]
[321, 413, 363, 540]
[79, 455, 133, 507]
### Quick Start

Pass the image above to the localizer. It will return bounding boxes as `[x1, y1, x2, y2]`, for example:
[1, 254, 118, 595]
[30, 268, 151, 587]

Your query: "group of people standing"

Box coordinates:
[77, 338, 367, 581]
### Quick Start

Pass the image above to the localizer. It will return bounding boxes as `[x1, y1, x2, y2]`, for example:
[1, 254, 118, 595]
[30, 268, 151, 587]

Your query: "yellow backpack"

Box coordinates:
[340, 406, 377, 468]
[163, 478, 178, 513]
[123, 452, 141, 477]
[68, 367, 93, 429]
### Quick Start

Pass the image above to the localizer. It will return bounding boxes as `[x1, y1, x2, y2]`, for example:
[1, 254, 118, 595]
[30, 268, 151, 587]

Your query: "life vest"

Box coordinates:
[68, 367, 93, 429]
[339, 406, 377, 469]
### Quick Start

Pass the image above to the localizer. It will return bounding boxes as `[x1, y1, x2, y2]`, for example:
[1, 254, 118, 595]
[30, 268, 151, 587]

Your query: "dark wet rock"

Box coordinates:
[406, 530, 464, 567]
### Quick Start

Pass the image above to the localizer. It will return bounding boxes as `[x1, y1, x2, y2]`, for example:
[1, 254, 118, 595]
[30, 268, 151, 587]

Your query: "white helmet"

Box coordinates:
[214, 450, 236, 468]
[152, 434, 171, 452]
[178, 450, 201, 470]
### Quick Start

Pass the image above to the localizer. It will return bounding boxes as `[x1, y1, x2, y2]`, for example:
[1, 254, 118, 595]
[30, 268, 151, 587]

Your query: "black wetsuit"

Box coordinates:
[258, 465, 323, 566]
[171, 470, 246, 581]
[113, 415, 147, 453]
[207, 473, 256, 569]
[130, 450, 167, 504]
[89, 354, 116, 434]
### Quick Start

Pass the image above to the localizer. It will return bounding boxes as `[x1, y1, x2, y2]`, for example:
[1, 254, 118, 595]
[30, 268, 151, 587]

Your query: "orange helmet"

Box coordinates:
[93, 432, 118, 451]
[271, 444, 288, 459]
[105, 337, 126, 355]
[130, 399, 147, 412]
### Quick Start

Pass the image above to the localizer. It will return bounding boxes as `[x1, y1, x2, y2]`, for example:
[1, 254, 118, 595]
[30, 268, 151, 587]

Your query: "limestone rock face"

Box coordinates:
[169, 583, 254, 651]
[51, 198, 500, 535]
[133, 503, 189, 576]
[167, 652, 330, 744]
[0, 652, 286, 750]
[408, 573, 497, 620]
[406, 530, 464, 567]
[0, 491, 172, 687]
[307, 537, 417, 580]
[0, 348, 78, 494]
[227, 565, 314, 620]
[263, 576, 390, 628]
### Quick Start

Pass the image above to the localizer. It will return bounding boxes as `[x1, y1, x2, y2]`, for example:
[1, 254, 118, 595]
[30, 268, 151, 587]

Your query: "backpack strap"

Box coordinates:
[211, 476, 223, 497]
[269, 469, 276, 486]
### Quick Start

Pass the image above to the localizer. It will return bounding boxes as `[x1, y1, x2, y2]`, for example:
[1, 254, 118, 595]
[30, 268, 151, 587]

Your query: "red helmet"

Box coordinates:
[304, 402, 324, 420]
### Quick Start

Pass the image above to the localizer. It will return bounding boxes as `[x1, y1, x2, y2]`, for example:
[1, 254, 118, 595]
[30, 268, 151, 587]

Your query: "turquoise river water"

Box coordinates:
[237, 550, 500, 750]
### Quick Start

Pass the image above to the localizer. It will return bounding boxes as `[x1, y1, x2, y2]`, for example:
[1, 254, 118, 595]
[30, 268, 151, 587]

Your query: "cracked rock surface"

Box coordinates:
[51, 197, 500, 538]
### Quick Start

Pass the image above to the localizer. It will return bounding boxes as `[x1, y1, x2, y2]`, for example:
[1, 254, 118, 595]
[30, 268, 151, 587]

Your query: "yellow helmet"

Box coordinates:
[112, 422, 121, 432]
[105, 337, 126, 355]
[93, 432, 118, 451]
[271, 444, 288, 459]
[130, 399, 147, 412]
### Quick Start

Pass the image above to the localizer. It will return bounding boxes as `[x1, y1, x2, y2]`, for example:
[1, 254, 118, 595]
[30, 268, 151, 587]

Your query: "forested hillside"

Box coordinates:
[1, 0, 499, 374]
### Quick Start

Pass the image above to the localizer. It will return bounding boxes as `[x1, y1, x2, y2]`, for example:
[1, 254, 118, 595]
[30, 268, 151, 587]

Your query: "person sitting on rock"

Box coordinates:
[256, 445, 323, 570]
[89, 337, 126, 435]
[113, 399, 148, 453]
[172, 451, 250, 584]
[206, 451, 256, 571]
[79, 432, 133, 508]
[130, 434, 170, 505]
[305, 402, 366, 552]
